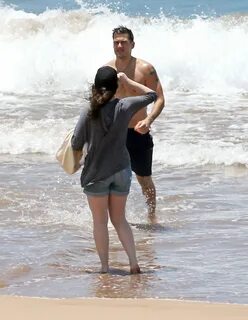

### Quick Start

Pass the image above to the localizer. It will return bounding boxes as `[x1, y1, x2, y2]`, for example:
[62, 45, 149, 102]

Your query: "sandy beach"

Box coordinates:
[1, 296, 247, 320]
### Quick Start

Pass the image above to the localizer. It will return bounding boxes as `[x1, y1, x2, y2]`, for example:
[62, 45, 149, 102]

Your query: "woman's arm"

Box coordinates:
[71, 107, 89, 150]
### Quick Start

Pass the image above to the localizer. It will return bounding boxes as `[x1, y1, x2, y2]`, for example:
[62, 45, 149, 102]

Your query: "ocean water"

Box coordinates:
[0, 0, 248, 303]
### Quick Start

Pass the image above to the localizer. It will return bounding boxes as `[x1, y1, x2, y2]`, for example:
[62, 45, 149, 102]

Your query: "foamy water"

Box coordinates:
[0, 5, 247, 165]
[0, 6, 248, 93]
[0, 2, 248, 303]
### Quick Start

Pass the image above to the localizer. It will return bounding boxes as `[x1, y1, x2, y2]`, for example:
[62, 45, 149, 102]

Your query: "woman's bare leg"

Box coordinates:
[87, 195, 109, 273]
[109, 194, 140, 274]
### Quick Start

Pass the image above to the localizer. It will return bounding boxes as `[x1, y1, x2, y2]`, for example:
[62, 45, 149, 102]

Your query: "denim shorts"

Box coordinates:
[83, 166, 132, 196]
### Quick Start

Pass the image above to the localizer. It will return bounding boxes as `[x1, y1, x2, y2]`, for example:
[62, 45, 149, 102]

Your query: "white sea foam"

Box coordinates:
[154, 140, 248, 167]
[0, 5, 247, 93]
[0, 4, 247, 167]
[0, 112, 247, 167]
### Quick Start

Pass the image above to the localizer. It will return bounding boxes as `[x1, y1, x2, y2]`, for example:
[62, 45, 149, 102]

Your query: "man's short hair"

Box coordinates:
[112, 26, 134, 42]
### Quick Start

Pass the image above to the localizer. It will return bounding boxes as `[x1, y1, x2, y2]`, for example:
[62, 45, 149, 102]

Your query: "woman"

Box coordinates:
[71, 66, 157, 274]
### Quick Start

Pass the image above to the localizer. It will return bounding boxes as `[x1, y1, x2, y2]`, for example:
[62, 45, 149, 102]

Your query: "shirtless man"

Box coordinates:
[106, 26, 165, 217]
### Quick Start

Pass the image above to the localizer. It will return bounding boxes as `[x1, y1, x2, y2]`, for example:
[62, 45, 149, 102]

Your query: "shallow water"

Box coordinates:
[1, 94, 248, 303]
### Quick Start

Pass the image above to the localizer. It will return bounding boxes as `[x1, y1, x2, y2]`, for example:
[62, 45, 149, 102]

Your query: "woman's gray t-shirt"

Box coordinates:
[71, 92, 157, 187]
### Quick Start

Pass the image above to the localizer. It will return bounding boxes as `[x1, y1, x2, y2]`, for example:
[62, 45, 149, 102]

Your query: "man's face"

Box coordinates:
[113, 33, 134, 59]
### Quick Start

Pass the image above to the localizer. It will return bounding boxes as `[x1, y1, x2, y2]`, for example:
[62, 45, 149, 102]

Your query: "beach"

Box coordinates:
[1, 0, 248, 312]
[1, 296, 248, 320]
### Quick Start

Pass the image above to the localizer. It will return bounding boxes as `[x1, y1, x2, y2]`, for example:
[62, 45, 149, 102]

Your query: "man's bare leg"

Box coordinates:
[136, 175, 156, 220]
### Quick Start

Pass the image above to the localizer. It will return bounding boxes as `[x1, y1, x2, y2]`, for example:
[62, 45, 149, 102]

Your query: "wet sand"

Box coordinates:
[1, 296, 247, 320]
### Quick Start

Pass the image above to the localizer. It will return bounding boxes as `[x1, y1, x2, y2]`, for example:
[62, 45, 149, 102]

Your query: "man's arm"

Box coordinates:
[134, 64, 165, 134]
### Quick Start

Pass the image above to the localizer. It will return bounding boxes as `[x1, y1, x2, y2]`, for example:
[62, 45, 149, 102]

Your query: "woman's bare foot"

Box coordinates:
[130, 265, 141, 274]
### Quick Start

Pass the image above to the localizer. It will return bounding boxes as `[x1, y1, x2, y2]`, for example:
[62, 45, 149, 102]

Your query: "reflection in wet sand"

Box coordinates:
[85, 228, 162, 298]
[92, 270, 156, 298]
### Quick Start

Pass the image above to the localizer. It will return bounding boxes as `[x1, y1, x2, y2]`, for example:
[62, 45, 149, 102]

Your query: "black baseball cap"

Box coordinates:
[94, 66, 118, 92]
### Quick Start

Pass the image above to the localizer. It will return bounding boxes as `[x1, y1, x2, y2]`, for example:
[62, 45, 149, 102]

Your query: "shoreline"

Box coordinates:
[1, 296, 248, 320]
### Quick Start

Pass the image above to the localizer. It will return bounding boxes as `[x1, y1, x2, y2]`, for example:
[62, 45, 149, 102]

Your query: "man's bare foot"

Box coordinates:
[130, 265, 141, 274]
[100, 266, 109, 274]
[148, 213, 157, 224]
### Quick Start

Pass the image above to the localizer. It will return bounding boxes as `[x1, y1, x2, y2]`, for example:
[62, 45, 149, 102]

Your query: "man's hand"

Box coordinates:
[134, 118, 151, 134]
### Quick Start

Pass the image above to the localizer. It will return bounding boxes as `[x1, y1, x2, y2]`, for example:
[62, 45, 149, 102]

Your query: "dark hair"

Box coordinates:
[112, 25, 134, 42]
[88, 66, 118, 119]
[88, 86, 116, 119]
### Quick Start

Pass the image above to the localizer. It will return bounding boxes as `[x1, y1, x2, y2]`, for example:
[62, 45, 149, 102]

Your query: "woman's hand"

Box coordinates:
[117, 72, 129, 85]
